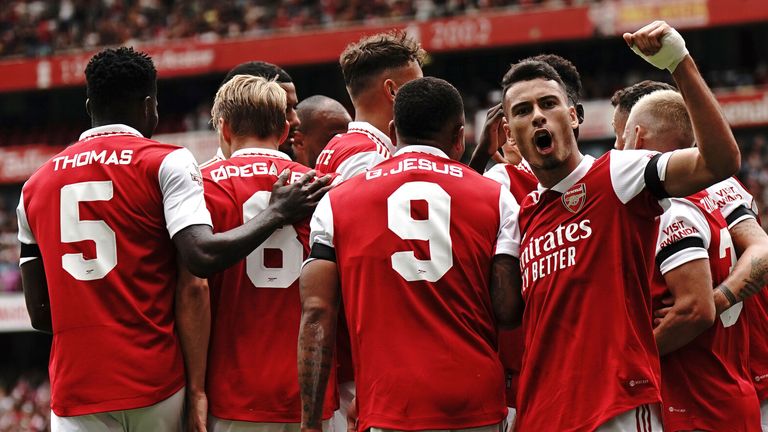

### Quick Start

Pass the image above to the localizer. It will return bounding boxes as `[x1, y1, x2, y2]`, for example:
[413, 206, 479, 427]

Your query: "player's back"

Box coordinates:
[653, 191, 761, 431]
[323, 146, 509, 430]
[20, 125, 197, 416]
[314, 122, 392, 180]
[201, 148, 336, 422]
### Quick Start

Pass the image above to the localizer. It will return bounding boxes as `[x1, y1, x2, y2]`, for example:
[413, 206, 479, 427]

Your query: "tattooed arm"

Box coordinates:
[490, 254, 524, 329]
[713, 218, 768, 314]
[298, 259, 340, 432]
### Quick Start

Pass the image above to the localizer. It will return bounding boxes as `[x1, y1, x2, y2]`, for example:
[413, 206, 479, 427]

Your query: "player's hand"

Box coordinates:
[652, 295, 674, 327]
[623, 21, 688, 72]
[185, 391, 208, 432]
[478, 103, 507, 157]
[270, 170, 333, 223]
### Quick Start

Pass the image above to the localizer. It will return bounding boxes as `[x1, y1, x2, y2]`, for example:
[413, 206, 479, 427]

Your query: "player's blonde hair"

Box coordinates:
[629, 89, 693, 147]
[211, 74, 287, 139]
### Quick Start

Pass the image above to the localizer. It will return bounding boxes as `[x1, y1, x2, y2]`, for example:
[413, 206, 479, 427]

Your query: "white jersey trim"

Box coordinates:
[305, 194, 335, 267]
[496, 186, 521, 258]
[656, 198, 711, 275]
[538, 155, 595, 194]
[609, 149, 672, 206]
[705, 177, 758, 228]
[158, 148, 213, 238]
[484, 164, 511, 191]
[79, 124, 143, 141]
[16, 190, 35, 245]
[335, 151, 386, 181]
[347, 121, 394, 155]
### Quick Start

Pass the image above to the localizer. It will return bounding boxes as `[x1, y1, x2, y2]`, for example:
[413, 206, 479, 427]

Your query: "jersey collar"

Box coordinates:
[395, 145, 450, 159]
[537, 154, 595, 194]
[348, 121, 394, 154]
[79, 124, 143, 141]
[230, 147, 291, 160]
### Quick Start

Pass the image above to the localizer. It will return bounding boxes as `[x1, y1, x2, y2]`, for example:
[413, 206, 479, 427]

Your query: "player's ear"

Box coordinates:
[453, 125, 465, 161]
[85, 98, 92, 118]
[503, 118, 512, 141]
[634, 125, 646, 150]
[388, 119, 397, 147]
[383, 79, 397, 103]
[568, 106, 579, 130]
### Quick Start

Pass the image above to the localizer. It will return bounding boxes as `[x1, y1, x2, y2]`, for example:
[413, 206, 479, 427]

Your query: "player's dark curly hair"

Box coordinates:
[340, 31, 426, 98]
[529, 54, 582, 105]
[85, 47, 156, 114]
[394, 77, 463, 142]
[501, 60, 567, 107]
[221, 61, 292, 87]
[611, 80, 677, 113]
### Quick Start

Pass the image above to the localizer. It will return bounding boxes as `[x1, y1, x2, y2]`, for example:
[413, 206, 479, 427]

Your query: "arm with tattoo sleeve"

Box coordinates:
[713, 219, 768, 313]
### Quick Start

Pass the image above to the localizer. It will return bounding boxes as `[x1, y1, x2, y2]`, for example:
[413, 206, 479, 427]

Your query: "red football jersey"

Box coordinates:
[653, 192, 761, 431]
[484, 161, 539, 407]
[705, 178, 768, 401]
[515, 150, 668, 431]
[16, 124, 212, 416]
[314, 121, 393, 181]
[201, 148, 337, 422]
[309, 146, 520, 431]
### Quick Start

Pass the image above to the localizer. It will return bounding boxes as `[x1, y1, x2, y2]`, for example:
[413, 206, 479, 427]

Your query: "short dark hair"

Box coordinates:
[85, 47, 156, 114]
[222, 61, 292, 86]
[340, 31, 426, 98]
[394, 77, 463, 142]
[529, 54, 582, 105]
[502, 60, 567, 104]
[611, 80, 677, 113]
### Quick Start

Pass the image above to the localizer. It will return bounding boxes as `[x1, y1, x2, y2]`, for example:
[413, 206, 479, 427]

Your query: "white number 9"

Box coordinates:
[388, 182, 453, 282]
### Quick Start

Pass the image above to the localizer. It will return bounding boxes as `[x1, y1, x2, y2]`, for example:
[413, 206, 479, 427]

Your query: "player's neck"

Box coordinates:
[228, 137, 280, 154]
[353, 108, 391, 138]
[533, 152, 584, 189]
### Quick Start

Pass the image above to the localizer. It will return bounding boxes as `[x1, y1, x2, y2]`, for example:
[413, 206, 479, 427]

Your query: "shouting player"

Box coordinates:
[624, 89, 768, 431]
[203, 75, 336, 432]
[503, 21, 740, 430]
[298, 77, 523, 431]
[293, 95, 352, 169]
[17, 48, 328, 431]
[315, 31, 425, 180]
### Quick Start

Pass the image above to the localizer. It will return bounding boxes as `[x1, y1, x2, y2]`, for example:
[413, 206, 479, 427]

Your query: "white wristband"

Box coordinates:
[631, 28, 689, 72]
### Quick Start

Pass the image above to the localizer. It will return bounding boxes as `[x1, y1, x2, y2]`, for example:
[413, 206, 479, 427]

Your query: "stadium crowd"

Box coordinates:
[0, 375, 49, 432]
[0, 0, 587, 58]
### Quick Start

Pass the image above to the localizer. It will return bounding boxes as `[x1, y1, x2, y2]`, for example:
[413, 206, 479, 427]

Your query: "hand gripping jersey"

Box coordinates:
[309, 145, 520, 431]
[705, 178, 768, 401]
[201, 148, 337, 423]
[483, 161, 538, 408]
[16, 124, 212, 416]
[515, 150, 670, 431]
[314, 121, 394, 181]
[653, 193, 761, 432]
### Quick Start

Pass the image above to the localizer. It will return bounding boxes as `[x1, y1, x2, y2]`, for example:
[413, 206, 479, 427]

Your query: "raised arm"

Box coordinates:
[468, 104, 508, 174]
[624, 21, 740, 197]
[174, 170, 332, 278]
[298, 259, 340, 432]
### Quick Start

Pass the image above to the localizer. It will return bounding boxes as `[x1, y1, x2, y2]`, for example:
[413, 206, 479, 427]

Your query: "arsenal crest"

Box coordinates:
[562, 183, 587, 213]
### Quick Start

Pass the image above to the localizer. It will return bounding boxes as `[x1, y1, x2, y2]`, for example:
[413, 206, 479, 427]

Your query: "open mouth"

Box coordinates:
[533, 129, 553, 152]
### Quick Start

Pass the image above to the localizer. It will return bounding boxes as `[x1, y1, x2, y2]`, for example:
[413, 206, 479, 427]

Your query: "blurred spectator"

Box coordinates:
[0, 374, 49, 432]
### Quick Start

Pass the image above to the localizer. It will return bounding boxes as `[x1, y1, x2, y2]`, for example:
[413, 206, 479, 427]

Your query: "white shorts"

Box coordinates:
[370, 423, 504, 432]
[505, 407, 516, 432]
[761, 398, 768, 432]
[208, 415, 332, 432]
[595, 404, 662, 432]
[331, 381, 356, 432]
[51, 387, 184, 432]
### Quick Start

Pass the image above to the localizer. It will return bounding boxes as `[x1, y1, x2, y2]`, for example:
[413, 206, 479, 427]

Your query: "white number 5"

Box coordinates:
[388, 182, 453, 282]
[60, 181, 117, 280]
